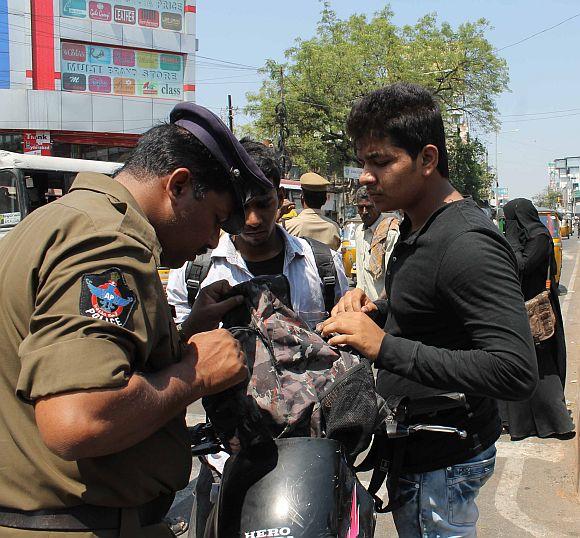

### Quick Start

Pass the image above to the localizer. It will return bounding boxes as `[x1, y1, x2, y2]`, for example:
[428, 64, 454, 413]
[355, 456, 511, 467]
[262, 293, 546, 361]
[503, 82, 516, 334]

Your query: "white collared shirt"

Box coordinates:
[167, 225, 349, 327]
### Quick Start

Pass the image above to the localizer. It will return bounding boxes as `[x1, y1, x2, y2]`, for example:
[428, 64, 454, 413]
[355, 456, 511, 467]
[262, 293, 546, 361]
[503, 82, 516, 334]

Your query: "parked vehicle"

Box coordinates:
[0, 151, 121, 241]
[536, 207, 563, 285]
[341, 217, 361, 280]
[560, 216, 571, 239]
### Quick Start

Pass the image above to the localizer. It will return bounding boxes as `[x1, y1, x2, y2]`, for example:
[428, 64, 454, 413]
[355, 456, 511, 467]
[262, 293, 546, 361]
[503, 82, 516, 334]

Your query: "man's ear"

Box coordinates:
[277, 187, 285, 208]
[420, 145, 439, 177]
[165, 168, 192, 203]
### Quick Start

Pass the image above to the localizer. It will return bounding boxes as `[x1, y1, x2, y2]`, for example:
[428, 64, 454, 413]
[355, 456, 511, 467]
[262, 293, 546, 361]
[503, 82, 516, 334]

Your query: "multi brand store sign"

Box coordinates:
[60, 0, 184, 32]
[61, 41, 184, 99]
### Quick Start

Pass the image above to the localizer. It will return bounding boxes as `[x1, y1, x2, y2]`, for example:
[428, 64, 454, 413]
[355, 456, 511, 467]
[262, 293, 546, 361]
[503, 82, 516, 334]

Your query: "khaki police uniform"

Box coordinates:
[285, 172, 341, 250]
[0, 172, 188, 537]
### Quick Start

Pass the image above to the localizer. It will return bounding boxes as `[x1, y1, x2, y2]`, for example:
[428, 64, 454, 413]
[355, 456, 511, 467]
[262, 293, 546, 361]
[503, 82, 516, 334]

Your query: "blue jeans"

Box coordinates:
[392, 444, 496, 538]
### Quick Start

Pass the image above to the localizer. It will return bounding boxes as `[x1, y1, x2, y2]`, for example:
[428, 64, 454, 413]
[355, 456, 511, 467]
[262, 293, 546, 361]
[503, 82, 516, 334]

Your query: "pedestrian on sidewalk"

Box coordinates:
[284, 172, 341, 250]
[354, 186, 400, 300]
[500, 198, 575, 441]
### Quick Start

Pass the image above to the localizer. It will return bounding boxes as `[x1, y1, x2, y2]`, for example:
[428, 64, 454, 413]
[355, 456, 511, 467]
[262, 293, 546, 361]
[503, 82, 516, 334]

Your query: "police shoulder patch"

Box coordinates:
[80, 268, 137, 327]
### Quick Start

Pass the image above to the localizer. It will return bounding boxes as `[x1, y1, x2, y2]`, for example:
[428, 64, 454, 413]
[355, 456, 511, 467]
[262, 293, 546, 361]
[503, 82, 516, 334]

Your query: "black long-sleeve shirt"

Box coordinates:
[374, 199, 538, 473]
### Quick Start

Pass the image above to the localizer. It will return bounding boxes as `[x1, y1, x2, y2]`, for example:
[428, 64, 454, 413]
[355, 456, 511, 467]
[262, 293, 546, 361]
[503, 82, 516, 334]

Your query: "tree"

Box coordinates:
[245, 2, 509, 185]
[533, 187, 560, 209]
[447, 131, 494, 201]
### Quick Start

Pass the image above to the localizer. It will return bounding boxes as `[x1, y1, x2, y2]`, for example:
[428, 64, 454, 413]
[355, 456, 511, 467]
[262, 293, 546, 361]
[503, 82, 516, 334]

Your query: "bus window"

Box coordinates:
[0, 170, 21, 227]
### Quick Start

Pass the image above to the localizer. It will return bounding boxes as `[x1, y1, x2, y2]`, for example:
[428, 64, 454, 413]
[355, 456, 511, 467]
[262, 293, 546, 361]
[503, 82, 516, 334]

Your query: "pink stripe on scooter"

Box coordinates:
[347, 485, 359, 537]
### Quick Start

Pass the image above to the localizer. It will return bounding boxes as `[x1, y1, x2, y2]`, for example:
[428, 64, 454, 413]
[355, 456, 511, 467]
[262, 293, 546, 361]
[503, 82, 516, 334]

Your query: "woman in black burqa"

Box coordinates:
[499, 198, 574, 440]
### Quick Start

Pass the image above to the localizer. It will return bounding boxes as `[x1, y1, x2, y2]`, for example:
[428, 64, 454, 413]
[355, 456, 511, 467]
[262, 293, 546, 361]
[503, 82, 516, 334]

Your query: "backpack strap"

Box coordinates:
[184, 251, 213, 307]
[303, 237, 337, 314]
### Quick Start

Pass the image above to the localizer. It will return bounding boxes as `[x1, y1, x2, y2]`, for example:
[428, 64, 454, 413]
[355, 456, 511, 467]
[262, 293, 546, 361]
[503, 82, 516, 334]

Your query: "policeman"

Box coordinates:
[0, 103, 272, 537]
[284, 172, 341, 250]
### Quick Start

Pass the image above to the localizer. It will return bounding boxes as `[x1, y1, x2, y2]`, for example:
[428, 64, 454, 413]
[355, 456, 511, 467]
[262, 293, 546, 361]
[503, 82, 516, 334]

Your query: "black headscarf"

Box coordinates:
[503, 198, 551, 252]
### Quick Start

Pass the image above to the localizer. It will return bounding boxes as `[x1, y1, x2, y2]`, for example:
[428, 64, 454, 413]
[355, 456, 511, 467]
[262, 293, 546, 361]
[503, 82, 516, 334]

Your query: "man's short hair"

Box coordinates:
[347, 83, 449, 178]
[302, 189, 327, 209]
[355, 186, 371, 204]
[239, 137, 281, 188]
[119, 123, 231, 194]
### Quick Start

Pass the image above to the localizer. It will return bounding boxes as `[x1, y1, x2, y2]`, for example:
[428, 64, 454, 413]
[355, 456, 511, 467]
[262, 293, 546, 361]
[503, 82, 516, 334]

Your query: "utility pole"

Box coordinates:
[495, 130, 499, 210]
[275, 66, 289, 176]
[227, 94, 234, 132]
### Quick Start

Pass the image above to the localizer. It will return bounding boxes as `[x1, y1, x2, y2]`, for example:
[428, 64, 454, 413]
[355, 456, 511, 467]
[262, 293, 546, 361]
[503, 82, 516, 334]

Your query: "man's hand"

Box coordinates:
[186, 329, 248, 396]
[276, 199, 296, 222]
[320, 312, 385, 361]
[331, 288, 378, 316]
[181, 280, 243, 338]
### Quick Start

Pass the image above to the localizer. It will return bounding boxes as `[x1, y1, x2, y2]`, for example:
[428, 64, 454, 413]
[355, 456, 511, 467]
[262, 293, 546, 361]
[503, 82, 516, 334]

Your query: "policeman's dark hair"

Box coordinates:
[347, 83, 449, 178]
[355, 186, 371, 203]
[302, 189, 327, 209]
[118, 123, 231, 197]
[239, 137, 282, 189]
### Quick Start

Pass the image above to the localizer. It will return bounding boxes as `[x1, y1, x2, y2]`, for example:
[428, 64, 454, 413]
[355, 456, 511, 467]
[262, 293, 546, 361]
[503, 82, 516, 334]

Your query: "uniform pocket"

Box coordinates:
[446, 452, 496, 526]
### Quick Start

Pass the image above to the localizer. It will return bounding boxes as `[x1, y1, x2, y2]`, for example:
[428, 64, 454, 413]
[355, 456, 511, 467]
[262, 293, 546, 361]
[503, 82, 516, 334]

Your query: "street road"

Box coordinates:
[169, 235, 580, 537]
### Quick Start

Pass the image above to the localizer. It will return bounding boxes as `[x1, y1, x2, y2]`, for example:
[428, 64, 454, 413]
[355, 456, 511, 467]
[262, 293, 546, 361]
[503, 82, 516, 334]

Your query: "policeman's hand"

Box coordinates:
[181, 280, 243, 337]
[331, 288, 378, 316]
[186, 329, 248, 396]
[320, 312, 385, 361]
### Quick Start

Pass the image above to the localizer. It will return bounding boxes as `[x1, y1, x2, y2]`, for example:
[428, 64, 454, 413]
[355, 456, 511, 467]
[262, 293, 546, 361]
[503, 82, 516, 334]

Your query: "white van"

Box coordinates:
[0, 151, 122, 240]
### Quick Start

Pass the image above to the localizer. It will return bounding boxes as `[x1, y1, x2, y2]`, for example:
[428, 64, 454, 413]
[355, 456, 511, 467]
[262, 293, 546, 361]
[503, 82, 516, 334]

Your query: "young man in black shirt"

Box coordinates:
[321, 83, 538, 537]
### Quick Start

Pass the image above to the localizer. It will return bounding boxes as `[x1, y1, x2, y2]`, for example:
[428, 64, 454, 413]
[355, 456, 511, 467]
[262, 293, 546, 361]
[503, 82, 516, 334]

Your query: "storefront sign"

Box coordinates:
[89, 1, 112, 21]
[22, 131, 52, 156]
[114, 5, 136, 24]
[61, 41, 184, 99]
[60, 0, 184, 32]
[343, 166, 363, 180]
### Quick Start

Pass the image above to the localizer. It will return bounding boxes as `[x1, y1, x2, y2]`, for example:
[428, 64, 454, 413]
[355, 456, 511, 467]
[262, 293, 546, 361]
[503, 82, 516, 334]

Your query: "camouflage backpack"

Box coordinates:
[203, 275, 379, 460]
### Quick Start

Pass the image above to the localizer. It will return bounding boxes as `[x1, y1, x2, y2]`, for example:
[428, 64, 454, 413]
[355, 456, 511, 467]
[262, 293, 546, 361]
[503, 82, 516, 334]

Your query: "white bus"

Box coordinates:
[0, 151, 122, 240]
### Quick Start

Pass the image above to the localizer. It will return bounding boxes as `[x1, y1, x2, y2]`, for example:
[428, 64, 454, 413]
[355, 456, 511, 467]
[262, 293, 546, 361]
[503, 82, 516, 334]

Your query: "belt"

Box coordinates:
[0, 494, 174, 531]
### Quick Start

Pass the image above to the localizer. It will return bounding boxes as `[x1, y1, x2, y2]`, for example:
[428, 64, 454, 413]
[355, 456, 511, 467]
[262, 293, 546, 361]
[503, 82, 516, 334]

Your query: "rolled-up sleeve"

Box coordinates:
[17, 224, 159, 402]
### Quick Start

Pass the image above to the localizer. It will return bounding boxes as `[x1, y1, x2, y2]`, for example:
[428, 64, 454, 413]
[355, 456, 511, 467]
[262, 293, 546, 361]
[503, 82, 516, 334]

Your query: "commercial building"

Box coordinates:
[0, 0, 196, 160]
[553, 156, 580, 215]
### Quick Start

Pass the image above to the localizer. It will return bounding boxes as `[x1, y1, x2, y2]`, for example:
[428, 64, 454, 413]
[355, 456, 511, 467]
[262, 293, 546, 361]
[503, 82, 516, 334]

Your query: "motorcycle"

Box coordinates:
[188, 391, 468, 537]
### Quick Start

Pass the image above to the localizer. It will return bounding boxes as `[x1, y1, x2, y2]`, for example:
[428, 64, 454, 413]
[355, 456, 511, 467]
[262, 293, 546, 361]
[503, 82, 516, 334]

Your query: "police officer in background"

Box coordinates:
[285, 172, 341, 250]
[0, 103, 272, 537]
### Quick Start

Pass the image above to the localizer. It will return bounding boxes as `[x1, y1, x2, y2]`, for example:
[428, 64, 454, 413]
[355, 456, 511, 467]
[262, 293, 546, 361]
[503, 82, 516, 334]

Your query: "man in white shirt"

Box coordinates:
[166, 140, 348, 536]
[167, 139, 348, 331]
[354, 186, 400, 300]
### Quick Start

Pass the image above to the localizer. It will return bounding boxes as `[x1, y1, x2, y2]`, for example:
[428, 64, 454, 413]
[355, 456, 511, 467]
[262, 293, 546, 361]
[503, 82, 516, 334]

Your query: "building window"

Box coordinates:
[0, 133, 23, 152]
[52, 142, 132, 162]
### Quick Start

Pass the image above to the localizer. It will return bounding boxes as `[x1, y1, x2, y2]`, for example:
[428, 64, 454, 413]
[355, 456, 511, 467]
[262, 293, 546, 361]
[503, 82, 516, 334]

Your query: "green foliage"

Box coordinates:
[245, 2, 509, 180]
[447, 132, 494, 202]
[533, 187, 560, 209]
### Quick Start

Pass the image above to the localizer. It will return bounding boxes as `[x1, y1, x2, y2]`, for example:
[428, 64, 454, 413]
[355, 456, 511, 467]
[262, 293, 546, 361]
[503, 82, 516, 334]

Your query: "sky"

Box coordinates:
[194, 0, 580, 199]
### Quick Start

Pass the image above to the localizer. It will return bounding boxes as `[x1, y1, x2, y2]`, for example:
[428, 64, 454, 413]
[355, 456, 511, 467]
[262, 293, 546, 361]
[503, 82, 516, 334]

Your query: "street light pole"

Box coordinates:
[495, 130, 499, 209]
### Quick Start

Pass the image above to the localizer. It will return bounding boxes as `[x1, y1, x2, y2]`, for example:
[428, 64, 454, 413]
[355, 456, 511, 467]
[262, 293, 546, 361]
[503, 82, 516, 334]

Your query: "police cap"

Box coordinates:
[170, 102, 273, 235]
[300, 172, 330, 192]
